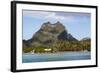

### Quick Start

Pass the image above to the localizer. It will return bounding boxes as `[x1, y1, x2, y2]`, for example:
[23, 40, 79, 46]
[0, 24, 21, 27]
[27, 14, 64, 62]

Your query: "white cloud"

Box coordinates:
[45, 12, 66, 21]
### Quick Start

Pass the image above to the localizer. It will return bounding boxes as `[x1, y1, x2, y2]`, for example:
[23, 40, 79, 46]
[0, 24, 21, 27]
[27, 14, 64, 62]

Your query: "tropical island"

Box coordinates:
[23, 21, 91, 53]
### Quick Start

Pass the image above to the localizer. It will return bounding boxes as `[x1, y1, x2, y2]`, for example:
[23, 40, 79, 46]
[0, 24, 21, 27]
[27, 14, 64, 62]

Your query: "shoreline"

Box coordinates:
[23, 51, 90, 55]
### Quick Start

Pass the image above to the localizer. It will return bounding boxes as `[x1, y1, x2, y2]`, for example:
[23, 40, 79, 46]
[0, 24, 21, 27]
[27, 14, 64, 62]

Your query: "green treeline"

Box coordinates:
[23, 39, 91, 53]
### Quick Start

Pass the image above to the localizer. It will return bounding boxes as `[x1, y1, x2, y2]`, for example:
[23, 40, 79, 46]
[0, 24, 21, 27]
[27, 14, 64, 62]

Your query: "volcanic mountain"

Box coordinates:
[23, 21, 77, 48]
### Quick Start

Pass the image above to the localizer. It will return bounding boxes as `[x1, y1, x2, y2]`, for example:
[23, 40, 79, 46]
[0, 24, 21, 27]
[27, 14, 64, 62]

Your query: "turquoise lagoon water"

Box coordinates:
[22, 51, 91, 63]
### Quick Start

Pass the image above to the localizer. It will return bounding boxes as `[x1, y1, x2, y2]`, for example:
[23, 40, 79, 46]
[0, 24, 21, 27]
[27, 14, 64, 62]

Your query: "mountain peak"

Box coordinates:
[44, 21, 51, 24]
[55, 21, 62, 24]
[41, 21, 65, 31]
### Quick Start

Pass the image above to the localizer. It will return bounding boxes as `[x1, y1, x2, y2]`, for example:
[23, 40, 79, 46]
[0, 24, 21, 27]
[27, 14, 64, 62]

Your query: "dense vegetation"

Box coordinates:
[23, 39, 91, 53]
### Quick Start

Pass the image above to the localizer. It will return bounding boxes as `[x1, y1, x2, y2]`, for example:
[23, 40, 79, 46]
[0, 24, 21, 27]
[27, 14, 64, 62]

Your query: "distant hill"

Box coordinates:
[80, 37, 91, 41]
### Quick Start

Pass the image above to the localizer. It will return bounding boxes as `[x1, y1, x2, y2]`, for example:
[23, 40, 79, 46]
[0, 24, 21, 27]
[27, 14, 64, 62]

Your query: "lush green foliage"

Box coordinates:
[23, 39, 91, 53]
[23, 47, 34, 53]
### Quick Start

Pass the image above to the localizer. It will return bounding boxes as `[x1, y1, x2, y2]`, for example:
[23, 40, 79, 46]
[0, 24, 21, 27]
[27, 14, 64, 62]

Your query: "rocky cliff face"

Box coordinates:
[23, 21, 77, 48]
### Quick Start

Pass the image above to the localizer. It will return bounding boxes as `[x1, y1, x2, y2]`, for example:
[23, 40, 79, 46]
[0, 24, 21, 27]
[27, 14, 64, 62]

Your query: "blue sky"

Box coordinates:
[23, 10, 91, 40]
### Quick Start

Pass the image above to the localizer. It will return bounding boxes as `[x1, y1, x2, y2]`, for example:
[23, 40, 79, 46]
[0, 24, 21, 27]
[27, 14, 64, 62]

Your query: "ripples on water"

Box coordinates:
[22, 51, 91, 63]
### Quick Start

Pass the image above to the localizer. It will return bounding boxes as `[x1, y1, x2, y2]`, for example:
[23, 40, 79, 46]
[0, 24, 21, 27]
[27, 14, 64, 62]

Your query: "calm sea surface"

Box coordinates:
[22, 51, 91, 63]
